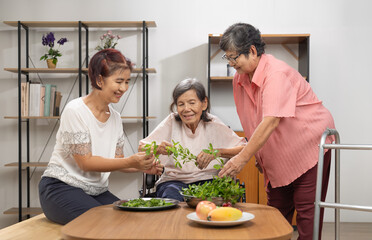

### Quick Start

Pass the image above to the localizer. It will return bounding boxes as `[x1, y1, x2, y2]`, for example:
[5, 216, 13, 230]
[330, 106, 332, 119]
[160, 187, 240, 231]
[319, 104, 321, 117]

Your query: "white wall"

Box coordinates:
[1, 0, 372, 228]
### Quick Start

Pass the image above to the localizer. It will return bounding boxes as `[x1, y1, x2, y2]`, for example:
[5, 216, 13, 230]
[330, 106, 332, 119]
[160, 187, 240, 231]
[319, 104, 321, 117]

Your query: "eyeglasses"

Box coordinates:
[222, 53, 242, 63]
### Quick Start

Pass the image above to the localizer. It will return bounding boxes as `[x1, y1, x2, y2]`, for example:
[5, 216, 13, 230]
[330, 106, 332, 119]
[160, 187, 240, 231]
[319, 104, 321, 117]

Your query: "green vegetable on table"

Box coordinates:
[121, 198, 173, 207]
[181, 176, 245, 204]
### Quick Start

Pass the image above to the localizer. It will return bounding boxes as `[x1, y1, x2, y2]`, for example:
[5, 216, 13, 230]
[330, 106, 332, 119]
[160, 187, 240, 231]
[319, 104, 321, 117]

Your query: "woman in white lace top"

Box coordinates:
[39, 49, 162, 225]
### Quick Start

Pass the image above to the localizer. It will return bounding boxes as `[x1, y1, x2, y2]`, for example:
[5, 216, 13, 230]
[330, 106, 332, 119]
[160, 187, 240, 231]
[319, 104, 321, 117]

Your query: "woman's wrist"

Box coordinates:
[235, 151, 250, 166]
[123, 155, 137, 169]
[215, 149, 223, 158]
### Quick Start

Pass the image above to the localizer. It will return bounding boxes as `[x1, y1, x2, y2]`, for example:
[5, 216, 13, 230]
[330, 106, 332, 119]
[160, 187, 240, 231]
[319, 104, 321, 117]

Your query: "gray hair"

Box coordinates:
[219, 23, 265, 56]
[170, 78, 211, 122]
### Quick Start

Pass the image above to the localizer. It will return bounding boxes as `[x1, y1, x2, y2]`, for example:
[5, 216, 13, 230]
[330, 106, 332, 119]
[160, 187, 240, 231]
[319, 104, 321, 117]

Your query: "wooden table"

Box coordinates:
[62, 203, 293, 240]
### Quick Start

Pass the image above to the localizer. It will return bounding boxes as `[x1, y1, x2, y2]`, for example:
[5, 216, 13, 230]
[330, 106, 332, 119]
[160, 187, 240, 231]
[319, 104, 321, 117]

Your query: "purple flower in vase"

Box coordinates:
[44, 32, 56, 47]
[40, 32, 68, 64]
[57, 38, 68, 45]
[42, 32, 55, 47]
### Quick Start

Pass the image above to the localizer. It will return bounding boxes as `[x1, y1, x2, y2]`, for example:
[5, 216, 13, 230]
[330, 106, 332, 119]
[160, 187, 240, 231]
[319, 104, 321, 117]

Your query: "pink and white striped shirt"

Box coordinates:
[233, 54, 335, 188]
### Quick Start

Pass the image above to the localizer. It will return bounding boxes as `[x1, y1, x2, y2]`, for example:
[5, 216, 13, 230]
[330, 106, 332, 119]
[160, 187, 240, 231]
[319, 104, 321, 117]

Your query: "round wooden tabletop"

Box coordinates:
[61, 202, 293, 240]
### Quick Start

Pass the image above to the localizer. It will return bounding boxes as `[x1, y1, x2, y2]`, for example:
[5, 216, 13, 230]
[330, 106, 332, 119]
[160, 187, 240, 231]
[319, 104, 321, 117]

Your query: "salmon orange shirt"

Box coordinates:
[233, 54, 335, 188]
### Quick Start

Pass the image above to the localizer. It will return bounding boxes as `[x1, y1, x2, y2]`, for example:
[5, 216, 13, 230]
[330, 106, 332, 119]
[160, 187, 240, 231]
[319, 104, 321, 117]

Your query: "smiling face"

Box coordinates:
[176, 89, 208, 132]
[98, 69, 131, 104]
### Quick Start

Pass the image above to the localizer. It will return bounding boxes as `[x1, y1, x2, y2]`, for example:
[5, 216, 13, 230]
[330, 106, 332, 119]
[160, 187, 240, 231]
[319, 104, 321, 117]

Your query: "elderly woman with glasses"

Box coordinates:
[217, 23, 335, 240]
[139, 78, 246, 202]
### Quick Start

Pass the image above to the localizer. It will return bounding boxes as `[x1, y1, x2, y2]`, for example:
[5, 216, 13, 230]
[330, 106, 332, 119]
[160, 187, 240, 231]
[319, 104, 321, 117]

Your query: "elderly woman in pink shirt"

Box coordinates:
[139, 78, 246, 202]
[217, 23, 335, 240]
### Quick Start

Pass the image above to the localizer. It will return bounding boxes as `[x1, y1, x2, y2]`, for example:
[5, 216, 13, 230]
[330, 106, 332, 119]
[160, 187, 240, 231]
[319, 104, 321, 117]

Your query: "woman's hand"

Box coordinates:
[143, 161, 164, 175]
[196, 151, 215, 169]
[218, 155, 247, 178]
[131, 152, 155, 171]
[157, 141, 172, 155]
[138, 141, 172, 155]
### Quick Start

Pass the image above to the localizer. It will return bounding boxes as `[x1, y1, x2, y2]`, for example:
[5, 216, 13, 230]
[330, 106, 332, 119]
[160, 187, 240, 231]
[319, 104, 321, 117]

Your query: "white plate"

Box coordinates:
[186, 212, 255, 227]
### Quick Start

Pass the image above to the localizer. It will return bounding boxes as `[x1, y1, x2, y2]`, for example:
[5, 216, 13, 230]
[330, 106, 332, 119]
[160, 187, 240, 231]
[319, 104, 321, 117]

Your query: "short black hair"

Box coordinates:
[220, 23, 265, 56]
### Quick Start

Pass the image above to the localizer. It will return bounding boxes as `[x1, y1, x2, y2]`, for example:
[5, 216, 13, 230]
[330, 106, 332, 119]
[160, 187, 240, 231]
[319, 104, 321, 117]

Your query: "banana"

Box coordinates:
[206, 207, 242, 221]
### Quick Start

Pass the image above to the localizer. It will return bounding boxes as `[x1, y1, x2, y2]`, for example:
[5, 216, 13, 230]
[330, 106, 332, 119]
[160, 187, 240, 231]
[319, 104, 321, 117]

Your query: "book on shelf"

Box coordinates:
[49, 85, 56, 117]
[29, 82, 41, 117]
[39, 85, 45, 117]
[18, 82, 63, 118]
[25, 82, 29, 116]
[54, 91, 62, 116]
[21, 82, 27, 116]
[21, 82, 30, 116]
[44, 84, 51, 116]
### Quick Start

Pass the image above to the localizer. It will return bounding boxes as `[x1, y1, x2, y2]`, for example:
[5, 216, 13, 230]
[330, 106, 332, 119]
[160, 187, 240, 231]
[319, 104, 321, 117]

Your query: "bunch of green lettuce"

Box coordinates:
[181, 176, 245, 204]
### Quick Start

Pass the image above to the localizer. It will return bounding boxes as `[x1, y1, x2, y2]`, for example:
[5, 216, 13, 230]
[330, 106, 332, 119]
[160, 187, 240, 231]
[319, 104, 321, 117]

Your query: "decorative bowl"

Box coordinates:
[182, 194, 224, 208]
[181, 194, 240, 208]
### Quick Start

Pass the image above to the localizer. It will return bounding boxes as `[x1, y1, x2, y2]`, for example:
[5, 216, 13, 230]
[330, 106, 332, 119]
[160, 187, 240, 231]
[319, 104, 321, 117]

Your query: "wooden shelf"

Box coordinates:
[210, 76, 234, 81]
[4, 116, 59, 119]
[82, 21, 156, 28]
[4, 67, 156, 74]
[3, 207, 43, 215]
[209, 34, 310, 44]
[4, 21, 79, 28]
[5, 162, 48, 168]
[132, 68, 157, 74]
[3, 19, 157, 221]
[4, 68, 88, 74]
[4, 21, 156, 28]
[4, 116, 156, 120]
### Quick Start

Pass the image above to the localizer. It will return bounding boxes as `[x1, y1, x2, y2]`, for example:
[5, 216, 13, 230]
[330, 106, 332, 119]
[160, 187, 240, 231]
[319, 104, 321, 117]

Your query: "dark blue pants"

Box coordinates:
[39, 177, 119, 225]
[156, 179, 212, 201]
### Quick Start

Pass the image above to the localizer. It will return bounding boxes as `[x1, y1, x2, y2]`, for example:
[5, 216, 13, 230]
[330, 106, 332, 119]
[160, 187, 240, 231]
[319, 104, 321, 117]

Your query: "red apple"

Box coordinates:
[196, 201, 216, 220]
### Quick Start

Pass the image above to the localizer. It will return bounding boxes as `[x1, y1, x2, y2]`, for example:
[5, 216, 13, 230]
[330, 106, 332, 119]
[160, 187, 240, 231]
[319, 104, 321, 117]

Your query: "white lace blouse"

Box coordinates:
[42, 98, 124, 196]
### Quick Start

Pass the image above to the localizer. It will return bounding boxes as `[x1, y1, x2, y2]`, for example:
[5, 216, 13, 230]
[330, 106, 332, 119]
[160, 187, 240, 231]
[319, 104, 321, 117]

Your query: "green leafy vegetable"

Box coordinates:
[121, 198, 173, 207]
[167, 142, 224, 170]
[202, 143, 224, 170]
[166, 140, 197, 168]
[142, 141, 224, 170]
[142, 141, 160, 162]
[181, 176, 245, 204]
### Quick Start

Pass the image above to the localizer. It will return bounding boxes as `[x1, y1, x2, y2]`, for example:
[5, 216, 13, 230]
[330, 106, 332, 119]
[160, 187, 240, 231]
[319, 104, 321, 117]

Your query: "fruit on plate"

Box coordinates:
[196, 201, 216, 220]
[222, 202, 232, 207]
[207, 207, 243, 221]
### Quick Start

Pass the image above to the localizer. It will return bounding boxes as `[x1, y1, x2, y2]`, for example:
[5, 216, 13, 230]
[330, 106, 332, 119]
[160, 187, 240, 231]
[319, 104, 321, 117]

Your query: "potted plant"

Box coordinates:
[40, 32, 68, 68]
[95, 30, 121, 51]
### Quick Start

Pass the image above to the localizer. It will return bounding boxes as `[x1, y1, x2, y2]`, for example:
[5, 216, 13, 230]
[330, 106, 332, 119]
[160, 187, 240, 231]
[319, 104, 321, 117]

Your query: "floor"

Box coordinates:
[291, 223, 372, 240]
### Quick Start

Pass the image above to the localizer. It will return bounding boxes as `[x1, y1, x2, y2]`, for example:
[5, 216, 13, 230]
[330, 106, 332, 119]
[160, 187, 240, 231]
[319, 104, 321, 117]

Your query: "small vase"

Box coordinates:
[47, 59, 57, 69]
